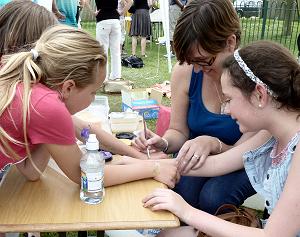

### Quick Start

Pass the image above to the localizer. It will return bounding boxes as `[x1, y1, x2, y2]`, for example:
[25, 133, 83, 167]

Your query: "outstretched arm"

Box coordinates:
[184, 130, 271, 177]
[44, 143, 178, 188]
[143, 145, 300, 237]
[73, 116, 168, 160]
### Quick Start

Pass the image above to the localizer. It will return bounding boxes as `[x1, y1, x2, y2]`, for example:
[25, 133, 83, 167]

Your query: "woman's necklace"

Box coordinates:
[213, 82, 226, 114]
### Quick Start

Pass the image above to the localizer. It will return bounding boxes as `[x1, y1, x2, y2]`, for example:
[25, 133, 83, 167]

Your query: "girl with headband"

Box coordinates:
[143, 41, 300, 237]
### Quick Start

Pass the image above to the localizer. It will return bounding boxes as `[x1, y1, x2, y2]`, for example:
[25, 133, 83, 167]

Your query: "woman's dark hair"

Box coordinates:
[173, 0, 241, 64]
[223, 40, 300, 112]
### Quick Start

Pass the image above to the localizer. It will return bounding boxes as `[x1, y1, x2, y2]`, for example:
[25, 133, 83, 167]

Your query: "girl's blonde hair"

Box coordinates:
[0, 25, 107, 161]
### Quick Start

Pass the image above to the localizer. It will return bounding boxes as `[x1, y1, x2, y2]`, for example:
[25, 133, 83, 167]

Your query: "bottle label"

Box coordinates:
[81, 171, 103, 193]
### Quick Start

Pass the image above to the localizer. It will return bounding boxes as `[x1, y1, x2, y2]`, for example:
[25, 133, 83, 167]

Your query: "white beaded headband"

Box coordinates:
[233, 50, 276, 97]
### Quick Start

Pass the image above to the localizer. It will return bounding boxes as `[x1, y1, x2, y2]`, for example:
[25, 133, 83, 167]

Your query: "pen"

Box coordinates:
[142, 113, 151, 159]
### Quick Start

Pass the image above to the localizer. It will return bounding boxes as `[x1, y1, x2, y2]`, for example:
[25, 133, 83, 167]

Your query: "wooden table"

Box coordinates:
[0, 165, 179, 233]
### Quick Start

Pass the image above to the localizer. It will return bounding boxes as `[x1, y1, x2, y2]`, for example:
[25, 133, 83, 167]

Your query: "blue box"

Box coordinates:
[122, 103, 159, 120]
[121, 88, 162, 120]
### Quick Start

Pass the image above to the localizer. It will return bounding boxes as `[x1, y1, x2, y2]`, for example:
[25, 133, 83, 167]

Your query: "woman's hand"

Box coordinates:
[142, 188, 192, 221]
[177, 136, 220, 174]
[131, 129, 168, 153]
[152, 159, 179, 188]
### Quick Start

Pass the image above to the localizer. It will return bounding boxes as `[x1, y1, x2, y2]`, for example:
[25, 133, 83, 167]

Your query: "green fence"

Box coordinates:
[81, 0, 300, 55]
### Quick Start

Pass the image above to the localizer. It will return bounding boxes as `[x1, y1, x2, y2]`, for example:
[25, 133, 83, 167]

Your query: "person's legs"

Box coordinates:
[131, 36, 137, 56]
[96, 20, 111, 80]
[120, 16, 126, 53]
[109, 19, 121, 80]
[173, 176, 209, 209]
[198, 169, 256, 214]
[141, 37, 146, 56]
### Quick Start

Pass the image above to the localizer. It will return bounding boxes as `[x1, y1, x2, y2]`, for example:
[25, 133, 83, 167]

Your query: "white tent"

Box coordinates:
[150, 1, 172, 73]
[159, 0, 172, 73]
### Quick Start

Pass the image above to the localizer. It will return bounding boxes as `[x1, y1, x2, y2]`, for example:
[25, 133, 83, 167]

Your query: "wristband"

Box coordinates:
[80, 125, 91, 141]
[161, 137, 169, 153]
[216, 138, 223, 153]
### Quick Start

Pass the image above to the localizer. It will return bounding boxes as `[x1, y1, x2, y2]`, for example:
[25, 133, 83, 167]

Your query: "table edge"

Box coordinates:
[0, 219, 180, 232]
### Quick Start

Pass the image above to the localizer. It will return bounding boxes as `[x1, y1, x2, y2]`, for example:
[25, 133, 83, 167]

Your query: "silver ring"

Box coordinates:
[192, 154, 200, 161]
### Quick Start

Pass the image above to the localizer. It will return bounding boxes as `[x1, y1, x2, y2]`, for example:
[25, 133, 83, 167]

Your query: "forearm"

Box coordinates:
[185, 207, 264, 237]
[174, 0, 185, 9]
[163, 128, 189, 153]
[186, 130, 271, 177]
[52, 0, 59, 13]
[73, 116, 145, 159]
[16, 145, 50, 181]
[121, 0, 133, 15]
[104, 161, 155, 186]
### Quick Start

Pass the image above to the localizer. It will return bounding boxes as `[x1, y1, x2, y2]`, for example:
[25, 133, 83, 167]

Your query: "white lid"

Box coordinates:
[86, 134, 99, 150]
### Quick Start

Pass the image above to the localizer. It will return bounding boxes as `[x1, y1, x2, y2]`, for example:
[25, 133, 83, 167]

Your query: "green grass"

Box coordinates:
[81, 21, 176, 131]
[81, 18, 299, 130]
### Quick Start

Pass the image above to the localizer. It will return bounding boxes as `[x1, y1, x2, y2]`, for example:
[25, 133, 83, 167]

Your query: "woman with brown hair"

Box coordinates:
[133, 0, 263, 216]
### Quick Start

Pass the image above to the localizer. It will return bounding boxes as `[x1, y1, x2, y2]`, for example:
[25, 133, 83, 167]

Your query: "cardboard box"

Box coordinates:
[121, 88, 162, 120]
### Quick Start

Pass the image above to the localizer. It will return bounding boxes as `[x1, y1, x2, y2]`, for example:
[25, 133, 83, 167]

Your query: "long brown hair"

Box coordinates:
[0, 0, 58, 57]
[223, 41, 300, 113]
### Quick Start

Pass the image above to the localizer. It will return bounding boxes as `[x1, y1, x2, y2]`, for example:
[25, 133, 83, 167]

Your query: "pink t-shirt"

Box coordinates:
[0, 83, 76, 172]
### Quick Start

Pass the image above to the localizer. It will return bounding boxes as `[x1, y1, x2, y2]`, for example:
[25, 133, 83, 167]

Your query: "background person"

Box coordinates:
[129, 0, 153, 57]
[164, 0, 187, 58]
[56, 0, 78, 27]
[95, 0, 130, 80]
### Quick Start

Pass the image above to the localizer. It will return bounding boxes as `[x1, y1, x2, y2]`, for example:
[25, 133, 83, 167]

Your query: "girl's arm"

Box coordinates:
[184, 130, 271, 177]
[144, 145, 300, 237]
[44, 143, 177, 187]
[73, 116, 168, 159]
[143, 189, 264, 237]
[15, 145, 51, 181]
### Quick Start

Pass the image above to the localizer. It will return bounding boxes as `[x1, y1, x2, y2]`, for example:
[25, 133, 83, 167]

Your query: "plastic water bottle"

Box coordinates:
[80, 134, 105, 204]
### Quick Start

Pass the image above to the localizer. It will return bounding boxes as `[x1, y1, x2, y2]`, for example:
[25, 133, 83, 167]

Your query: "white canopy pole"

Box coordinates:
[159, 0, 172, 73]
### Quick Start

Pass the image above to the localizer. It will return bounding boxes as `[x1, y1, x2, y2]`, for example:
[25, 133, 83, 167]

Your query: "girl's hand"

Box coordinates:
[131, 129, 167, 153]
[152, 159, 179, 188]
[177, 136, 220, 174]
[142, 188, 192, 221]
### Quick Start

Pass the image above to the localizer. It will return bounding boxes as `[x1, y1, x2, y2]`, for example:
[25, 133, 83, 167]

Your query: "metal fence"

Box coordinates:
[81, 0, 300, 55]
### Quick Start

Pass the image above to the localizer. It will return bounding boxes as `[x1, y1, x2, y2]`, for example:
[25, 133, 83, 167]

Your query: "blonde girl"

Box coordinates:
[0, 25, 177, 188]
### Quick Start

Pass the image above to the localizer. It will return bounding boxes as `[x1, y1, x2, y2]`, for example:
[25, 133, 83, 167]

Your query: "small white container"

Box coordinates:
[109, 112, 139, 133]
[76, 96, 109, 122]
